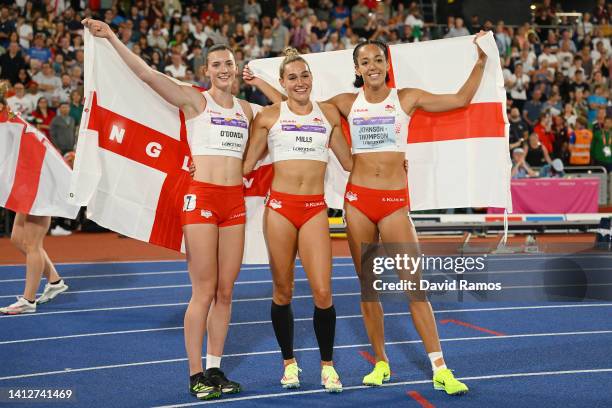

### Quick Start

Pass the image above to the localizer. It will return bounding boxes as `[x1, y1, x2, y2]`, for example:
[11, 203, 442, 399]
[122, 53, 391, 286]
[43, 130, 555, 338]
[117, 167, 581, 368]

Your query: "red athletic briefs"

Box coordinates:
[344, 183, 409, 224]
[181, 180, 246, 227]
[266, 189, 327, 229]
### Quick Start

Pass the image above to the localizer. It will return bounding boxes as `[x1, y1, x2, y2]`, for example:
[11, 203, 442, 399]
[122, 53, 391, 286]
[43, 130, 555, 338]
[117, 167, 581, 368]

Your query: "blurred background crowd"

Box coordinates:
[0, 0, 610, 227]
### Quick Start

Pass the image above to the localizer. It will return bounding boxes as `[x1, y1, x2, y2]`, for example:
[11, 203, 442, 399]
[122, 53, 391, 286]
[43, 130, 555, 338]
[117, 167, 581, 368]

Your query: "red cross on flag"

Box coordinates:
[248, 32, 512, 212]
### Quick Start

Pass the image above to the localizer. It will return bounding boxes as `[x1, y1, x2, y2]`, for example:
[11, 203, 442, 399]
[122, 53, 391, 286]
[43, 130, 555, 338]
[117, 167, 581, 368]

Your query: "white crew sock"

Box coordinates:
[206, 354, 221, 370]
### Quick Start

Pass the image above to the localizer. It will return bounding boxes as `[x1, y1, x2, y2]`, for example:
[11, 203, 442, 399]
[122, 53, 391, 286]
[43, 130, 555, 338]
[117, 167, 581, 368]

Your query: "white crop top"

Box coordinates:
[347, 87, 410, 154]
[186, 91, 250, 159]
[267, 101, 332, 163]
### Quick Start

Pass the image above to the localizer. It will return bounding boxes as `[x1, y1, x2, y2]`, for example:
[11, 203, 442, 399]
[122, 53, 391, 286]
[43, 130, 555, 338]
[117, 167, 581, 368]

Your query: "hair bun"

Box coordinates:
[282, 47, 300, 57]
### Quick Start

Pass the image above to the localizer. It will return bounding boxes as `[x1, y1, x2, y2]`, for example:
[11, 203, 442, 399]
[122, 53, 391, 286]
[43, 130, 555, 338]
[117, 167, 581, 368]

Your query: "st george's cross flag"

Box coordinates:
[70, 30, 510, 263]
[69, 29, 272, 263]
[0, 111, 80, 218]
[248, 32, 512, 212]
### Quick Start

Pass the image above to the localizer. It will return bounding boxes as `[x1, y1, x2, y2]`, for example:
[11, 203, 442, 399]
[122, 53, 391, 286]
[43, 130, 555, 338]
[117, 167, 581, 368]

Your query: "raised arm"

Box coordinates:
[321, 103, 352, 171]
[243, 105, 276, 174]
[82, 19, 202, 115]
[242, 64, 286, 103]
[399, 31, 488, 114]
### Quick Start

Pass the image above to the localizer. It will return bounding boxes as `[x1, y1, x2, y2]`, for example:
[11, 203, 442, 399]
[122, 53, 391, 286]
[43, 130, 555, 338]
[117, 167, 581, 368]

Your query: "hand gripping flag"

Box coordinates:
[248, 32, 512, 213]
[0, 111, 80, 218]
[70, 30, 272, 263]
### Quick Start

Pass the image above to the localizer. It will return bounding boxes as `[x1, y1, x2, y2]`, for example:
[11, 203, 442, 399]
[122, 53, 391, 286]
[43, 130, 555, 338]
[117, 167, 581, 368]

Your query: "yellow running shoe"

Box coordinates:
[362, 361, 391, 386]
[433, 368, 469, 395]
[321, 365, 343, 393]
[280, 363, 301, 389]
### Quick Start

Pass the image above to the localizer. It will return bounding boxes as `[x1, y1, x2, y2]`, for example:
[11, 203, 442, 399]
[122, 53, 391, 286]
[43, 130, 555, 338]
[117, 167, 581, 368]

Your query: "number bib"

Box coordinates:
[350, 116, 397, 150]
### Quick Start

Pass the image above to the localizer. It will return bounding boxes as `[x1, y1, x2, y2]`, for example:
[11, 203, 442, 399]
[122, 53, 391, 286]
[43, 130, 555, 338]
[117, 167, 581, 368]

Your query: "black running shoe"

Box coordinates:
[204, 368, 241, 394]
[189, 372, 221, 400]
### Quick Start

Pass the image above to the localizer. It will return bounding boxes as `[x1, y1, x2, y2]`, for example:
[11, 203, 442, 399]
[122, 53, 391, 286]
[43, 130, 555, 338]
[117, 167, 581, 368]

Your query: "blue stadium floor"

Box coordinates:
[0, 255, 611, 407]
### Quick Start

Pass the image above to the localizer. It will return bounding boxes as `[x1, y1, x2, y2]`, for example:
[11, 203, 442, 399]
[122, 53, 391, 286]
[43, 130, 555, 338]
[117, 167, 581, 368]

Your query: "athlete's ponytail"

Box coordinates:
[279, 47, 310, 78]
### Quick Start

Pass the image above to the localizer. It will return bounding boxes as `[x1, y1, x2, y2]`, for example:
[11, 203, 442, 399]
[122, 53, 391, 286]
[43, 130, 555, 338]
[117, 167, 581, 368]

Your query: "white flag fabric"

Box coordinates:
[70, 30, 271, 263]
[0, 112, 80, 218]
[248, 32, 512, 212]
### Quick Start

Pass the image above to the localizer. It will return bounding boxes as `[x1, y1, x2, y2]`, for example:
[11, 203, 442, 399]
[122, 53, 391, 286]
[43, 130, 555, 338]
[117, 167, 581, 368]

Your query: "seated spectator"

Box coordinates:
[69, 90, 83, 126]
[7, 83, 35, 116]
[569, 116, 594, 166]
[590, 116, 611, 172]
[539, 158, 566, 177]
[562, 103, 577, 127]
[0, 42, 27, 84]
[445, 17, 470, 38]
[31, 97, 55, 137]
[512, 147, 538, 178]
[33, 63, 62, 101]
[525, 132, 552, 167]
[164, 53, 187, 80]
[27, 33, 52, 63]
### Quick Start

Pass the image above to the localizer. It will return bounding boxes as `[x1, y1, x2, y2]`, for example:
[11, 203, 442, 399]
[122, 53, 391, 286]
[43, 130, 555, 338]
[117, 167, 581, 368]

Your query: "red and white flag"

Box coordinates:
[0, 112, 80, 218]
[248, 32, 512, 212]
[70, 30, 272, 262]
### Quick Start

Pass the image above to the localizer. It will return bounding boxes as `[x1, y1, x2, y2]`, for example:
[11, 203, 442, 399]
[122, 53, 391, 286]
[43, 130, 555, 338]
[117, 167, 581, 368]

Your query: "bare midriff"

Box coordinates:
[349, 151, 407, 190]
[271, 160, 327, 195]
[192, 155, 244, 186]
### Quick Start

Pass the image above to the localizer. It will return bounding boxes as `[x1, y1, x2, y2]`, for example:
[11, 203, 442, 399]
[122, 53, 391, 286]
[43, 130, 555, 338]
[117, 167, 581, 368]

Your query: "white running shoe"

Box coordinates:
[50, 226, 72, 236]
[0, 297, 36, 314]
[321, 365, 343, 393]
[280, 363, 301, 389]
[37, 280, 69, 304]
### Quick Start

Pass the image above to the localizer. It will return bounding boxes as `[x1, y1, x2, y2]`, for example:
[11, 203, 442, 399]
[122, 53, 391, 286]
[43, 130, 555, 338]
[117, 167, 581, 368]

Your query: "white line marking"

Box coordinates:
[5, 302, 612, 345]
[0, 330, 610, 381]
[153, 368, 612, 407]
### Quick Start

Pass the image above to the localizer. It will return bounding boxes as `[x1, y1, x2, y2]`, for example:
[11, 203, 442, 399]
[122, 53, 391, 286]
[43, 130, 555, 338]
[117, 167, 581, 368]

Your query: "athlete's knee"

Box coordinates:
[273, 283, 293, 304]
[311, 286, 332, 308]
[22, 241, 43, 255]
[10, 234, 25, 253]
[214, 286, 234, 305]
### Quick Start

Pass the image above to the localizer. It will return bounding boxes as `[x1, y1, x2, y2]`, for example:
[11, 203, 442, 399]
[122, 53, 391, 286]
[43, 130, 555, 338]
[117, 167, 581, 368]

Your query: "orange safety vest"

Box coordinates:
[569, 129, 593, 165]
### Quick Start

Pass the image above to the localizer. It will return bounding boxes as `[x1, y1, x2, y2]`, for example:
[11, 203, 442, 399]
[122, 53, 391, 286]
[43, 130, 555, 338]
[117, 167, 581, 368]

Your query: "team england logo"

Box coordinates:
[201, 209, 213, 218]
[345, 191, 358, 202]
[269, 199, 283, 209]
[385, 104, 395, 113]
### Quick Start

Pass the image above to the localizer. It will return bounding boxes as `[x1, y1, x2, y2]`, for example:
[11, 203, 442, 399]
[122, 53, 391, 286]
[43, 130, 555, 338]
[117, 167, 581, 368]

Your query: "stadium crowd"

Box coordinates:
[0, 0, 610, 180]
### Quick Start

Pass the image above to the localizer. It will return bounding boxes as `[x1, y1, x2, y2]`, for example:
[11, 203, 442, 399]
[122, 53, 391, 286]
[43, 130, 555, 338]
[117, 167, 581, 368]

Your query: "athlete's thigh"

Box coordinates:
[344, 203, 379, 276]
[264, 208, 298, 288]
[217, 223, 245, 290]
[297, 211, 332, 294]
[183, 223, 219, 290]
[23, 215, 51, 247]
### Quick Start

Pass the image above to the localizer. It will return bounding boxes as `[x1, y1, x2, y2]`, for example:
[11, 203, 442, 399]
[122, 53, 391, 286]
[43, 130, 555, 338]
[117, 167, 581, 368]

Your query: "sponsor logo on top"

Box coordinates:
[385, 104, 395, 113]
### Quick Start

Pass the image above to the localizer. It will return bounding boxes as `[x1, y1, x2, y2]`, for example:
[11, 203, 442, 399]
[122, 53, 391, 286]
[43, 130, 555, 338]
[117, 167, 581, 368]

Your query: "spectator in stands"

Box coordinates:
[69, 90, 83, 126]
[569, 116, 593, 166]
[445, 17, 470, 38]
[0, 42, 26, 85]
[509, 107, 529, 152]
[33, 63, 61, 101]
[330, 0, 350, 23]
[49, 102, 76, 155]
[512, 147, 538, 178]
[534, 113, 555, 153]
[525, 132, 552, 167]
[590, 116, 611, 172]
[506, 63, 529, 112]
[270, 17, 289, 57]
[7, 82, 35, 116]
[31, 97, 55, 137]
[27, 33, 52, 63]
[164, 52, 187, 80]
[523, 88, 544, 129]
[539, 158, 566, 177]
[587, 85, 609, 123]
[244, 0, 262, 21]
[352, 0, 369, 37]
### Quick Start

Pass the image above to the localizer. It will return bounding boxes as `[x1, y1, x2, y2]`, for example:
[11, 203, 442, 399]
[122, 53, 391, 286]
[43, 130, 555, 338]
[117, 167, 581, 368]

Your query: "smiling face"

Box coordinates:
[280, 60, 312, 104]
[354, 43, 389, 88]
[205, 49, 236, 90]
